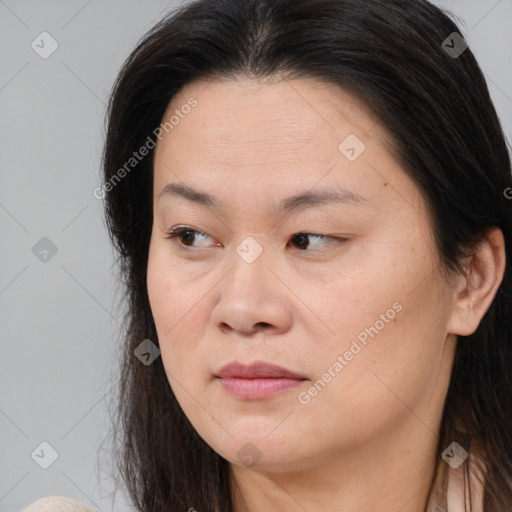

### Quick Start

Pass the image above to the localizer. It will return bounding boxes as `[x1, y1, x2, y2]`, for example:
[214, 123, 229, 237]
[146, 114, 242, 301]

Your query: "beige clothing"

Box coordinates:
[426, 447, 486, 512]
[446, 458, 485, 512]
[20, 496, 96, 512]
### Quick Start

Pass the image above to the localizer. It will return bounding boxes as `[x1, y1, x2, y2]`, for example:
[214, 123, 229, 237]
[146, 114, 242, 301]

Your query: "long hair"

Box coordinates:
[101, 1, 512, 510]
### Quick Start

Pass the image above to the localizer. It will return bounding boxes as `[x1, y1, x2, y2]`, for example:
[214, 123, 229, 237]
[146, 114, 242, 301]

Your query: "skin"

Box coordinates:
[147, 76, 506, 512]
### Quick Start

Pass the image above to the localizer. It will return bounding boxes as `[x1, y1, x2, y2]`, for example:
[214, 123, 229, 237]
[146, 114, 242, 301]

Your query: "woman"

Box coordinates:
[103, 0, 512, 510]
[23, 0, 512, 510]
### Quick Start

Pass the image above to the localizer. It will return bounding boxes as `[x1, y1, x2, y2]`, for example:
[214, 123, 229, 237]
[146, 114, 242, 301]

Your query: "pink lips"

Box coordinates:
[216, 361, 307, 400]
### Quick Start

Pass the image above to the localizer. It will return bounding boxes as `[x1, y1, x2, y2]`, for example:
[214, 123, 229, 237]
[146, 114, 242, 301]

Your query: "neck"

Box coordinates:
[230, 419, 439, 512]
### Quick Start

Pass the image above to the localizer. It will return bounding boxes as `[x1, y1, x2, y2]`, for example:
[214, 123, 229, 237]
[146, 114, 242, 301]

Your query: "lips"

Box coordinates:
[215, 361, 308, 399]
[216, 361, 306, 379]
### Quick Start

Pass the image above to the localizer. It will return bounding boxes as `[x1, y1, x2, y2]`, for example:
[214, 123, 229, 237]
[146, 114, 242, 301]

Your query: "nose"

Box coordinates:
[210, 245, 293, 337]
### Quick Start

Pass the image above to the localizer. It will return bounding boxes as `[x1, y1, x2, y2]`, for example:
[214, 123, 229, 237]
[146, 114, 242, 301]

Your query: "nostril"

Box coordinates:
[219, 321, 273, 335]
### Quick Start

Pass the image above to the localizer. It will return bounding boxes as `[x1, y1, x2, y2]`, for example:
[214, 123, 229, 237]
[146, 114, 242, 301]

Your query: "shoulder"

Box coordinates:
[20, 496, 97, 512]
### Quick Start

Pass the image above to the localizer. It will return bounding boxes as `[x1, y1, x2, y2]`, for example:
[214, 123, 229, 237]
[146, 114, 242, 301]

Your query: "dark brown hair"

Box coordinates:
[101, 0, 512, 510]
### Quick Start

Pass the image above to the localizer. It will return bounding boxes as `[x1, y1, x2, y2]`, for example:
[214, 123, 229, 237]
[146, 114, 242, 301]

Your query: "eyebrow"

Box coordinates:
[157, 182, 368, 214]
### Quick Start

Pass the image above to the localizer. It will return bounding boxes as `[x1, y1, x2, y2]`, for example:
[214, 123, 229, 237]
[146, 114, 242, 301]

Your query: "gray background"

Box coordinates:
[1, 1, 511, 511]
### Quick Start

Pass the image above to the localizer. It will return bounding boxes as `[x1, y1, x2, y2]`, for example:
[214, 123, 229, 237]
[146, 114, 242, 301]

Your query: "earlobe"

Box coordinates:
[447, 227, 506, 337]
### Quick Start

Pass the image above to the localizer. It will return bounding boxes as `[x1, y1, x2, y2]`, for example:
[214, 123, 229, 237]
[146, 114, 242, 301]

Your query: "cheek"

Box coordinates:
[147, 240, 199, 335]
[147, 261, 203, 420]
[146, 242, 210, 380]
[147, 251, 174, 336]
[301, 247, 450, 410]
[294, 305, 444, 451]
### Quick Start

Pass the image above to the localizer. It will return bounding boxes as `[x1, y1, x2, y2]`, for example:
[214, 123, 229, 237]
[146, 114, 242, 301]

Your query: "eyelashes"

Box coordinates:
[164, 226, 347, 252]
[165, 227, 214, 247]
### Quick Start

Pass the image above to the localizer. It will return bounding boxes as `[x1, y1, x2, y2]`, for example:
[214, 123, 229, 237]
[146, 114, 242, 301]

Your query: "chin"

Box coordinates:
[207, 429, 309, 472]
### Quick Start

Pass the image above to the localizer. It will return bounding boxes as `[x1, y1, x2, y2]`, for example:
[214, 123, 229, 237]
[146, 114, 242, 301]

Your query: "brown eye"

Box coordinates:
[176, 230, 197, 246]
[165, 227, 217, 248]
[290, 232, 335, 251]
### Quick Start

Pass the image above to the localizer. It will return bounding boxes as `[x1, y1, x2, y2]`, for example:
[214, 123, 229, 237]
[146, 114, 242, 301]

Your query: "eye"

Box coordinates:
[164, 226, 218, 248]
[165, 226, 345, 251]
[289, 232, 337, 251]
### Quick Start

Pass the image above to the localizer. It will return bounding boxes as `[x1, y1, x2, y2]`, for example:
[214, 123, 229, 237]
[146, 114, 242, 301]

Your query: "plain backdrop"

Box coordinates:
[1, 0, 511, 511]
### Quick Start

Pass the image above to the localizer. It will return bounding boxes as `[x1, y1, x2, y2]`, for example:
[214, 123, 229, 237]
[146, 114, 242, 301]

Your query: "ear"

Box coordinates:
[447, 227, 506, 336]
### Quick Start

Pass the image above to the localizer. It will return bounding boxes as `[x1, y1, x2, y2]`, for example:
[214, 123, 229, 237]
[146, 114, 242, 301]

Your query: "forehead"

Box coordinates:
[156, 77, 384, 162]
[151, 77, 419, 217]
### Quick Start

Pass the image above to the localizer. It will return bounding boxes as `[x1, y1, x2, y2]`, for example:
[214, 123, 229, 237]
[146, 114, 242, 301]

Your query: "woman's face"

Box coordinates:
[147, 77, 458, 472]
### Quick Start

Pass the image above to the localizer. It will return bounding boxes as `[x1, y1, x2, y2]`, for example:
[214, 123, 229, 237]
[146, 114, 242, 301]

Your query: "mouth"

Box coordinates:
[215, 361, 308, 400]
